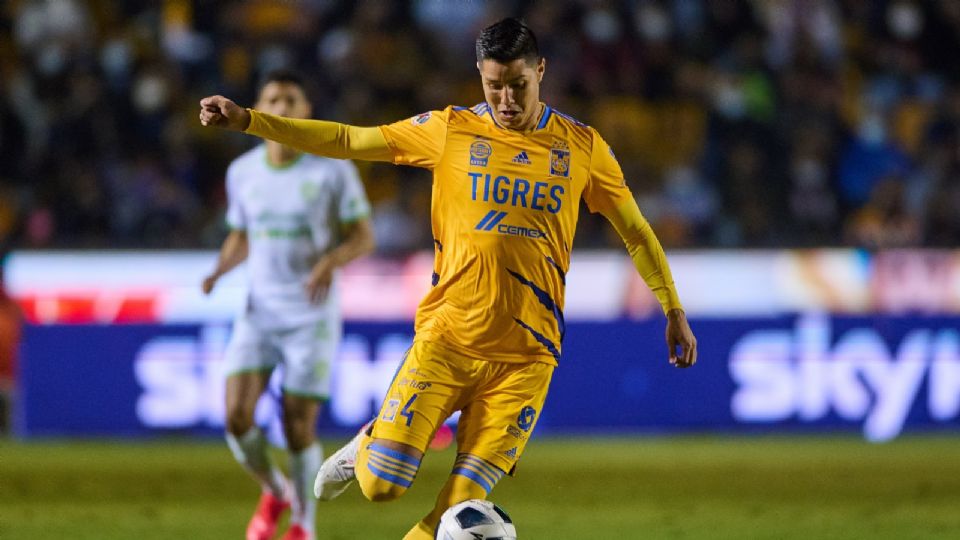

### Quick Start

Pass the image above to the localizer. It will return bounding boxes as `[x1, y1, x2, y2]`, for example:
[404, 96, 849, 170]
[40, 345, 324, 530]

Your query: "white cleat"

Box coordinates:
[314, 421, 370, 501]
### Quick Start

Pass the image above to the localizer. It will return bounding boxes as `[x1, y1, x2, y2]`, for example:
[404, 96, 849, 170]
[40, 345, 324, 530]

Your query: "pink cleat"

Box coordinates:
[279, 524, 313, 540]
[246, 491, 290, 540]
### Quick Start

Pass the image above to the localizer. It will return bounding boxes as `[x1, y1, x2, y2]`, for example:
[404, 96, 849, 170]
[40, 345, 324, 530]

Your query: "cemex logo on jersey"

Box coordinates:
[730, 314, 960, 442]
[474, 210, 547, 239]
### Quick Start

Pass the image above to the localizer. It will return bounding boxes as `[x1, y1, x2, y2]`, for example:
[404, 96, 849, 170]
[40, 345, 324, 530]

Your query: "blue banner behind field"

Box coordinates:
[17, 316, 960, 441]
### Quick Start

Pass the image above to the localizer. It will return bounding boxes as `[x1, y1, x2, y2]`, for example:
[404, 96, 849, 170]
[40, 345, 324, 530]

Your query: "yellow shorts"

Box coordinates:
[371, 339, 554, 474]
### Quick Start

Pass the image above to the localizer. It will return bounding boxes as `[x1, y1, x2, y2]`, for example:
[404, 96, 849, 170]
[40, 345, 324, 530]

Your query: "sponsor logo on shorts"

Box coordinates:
[517, 406, 537, 431]
[503, 446, 518, 458]
[397, 376, 432, 391]
[506, 425, 528, 441]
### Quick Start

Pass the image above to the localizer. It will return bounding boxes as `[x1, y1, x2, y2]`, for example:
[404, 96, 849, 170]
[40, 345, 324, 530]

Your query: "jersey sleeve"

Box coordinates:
[378, 107, 451, 169]
[582, 129, 633, 214]
[335, 160, 372, 224]
[224, 162, 245, 230]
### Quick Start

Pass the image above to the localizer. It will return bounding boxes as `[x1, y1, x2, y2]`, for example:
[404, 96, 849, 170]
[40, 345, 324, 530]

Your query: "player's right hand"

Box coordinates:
[666, 308, 697, 369]
[201, 274, 219, 295]
[199, 95, 251, 131]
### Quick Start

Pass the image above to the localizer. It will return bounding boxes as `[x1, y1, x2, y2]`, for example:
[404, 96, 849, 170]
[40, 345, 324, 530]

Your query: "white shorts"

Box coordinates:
[223, 315, 339, 399]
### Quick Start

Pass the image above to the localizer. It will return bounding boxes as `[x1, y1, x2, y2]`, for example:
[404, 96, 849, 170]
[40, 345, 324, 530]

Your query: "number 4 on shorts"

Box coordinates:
[399, 394, 418, 427]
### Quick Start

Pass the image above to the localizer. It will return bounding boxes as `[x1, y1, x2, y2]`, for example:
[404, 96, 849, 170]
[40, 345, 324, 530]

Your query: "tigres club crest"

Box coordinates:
[550, 138, 570, 177]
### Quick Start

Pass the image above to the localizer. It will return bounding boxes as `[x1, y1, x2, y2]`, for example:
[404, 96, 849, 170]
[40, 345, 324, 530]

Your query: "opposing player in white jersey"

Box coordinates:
[202, 70, 374, 540]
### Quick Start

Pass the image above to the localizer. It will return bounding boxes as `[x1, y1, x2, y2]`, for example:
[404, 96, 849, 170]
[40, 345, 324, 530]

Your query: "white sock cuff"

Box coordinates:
[226, 427, 265, 463]
[290, 442, 322, 461]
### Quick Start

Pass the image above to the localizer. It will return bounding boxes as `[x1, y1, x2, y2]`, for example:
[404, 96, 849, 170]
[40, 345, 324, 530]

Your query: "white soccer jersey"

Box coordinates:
[225, 145, 370, 329]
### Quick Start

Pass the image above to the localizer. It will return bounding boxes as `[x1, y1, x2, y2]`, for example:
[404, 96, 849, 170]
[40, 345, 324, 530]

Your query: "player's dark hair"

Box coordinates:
[476, 18, 540, 64]
[258, 69, 307, 94]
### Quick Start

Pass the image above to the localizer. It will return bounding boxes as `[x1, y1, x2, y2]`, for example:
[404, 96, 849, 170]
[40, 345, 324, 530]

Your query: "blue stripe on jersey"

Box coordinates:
[545, 256, 566, 284]
[470, 102, 489, 115]
[507, 269, 566, 341]
[452, 106, 468, 111]
[484, 211, 507, 231]
[552, 108, 587, 127]
[384, 350, 412, 400]
[514, 317, 561, 362]
[536, 106, 552, 130]
[475, 210, 498, 230]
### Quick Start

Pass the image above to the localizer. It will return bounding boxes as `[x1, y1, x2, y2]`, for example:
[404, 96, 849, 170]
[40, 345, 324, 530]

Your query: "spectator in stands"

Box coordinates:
[1, 0, 958, 250]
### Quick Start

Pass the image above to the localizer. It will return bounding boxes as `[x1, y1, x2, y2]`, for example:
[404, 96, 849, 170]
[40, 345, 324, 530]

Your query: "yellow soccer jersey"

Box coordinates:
[379, 103, 635, 366]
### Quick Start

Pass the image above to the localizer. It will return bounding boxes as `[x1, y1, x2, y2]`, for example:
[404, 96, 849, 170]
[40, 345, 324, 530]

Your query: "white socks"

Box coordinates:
[227, 428, 323, 531]
[226, 427, 287, 497]
[289, 442, 322, 531]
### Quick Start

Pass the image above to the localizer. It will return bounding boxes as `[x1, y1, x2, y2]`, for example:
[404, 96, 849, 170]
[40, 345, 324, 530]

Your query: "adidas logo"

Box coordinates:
[504, 447, 518, 458]
[512, 151, 531, 165]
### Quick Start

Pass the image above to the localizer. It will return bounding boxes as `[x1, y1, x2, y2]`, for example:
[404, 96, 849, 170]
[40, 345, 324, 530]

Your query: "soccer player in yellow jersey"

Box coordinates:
[201, 17, 697, 540]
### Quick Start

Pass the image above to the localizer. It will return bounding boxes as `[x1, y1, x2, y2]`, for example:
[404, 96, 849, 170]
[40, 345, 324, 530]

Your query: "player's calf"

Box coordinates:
[357, 442, 422, 502]
[412, 453, 506, 537]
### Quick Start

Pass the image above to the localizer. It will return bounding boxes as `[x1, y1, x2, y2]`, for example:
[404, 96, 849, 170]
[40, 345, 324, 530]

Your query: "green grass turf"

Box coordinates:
[2, 435, 959, 539]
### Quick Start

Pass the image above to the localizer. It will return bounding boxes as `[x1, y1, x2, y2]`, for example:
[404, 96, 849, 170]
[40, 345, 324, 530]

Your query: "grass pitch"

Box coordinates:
[2, 435, 959, 539]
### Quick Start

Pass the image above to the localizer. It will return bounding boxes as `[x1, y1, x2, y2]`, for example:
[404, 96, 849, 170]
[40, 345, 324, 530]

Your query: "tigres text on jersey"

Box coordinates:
[379, 103, 636, 365]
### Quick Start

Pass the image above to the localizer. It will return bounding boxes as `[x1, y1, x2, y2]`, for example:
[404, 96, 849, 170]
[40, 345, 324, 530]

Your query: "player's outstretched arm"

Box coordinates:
[202, 229, 249, 295]
[602, 198, 697, 368]
[306, 219, 376, 303]
[199, 95, 394, 162]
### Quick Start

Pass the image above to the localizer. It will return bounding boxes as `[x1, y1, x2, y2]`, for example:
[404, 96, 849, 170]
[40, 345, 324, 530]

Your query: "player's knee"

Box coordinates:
[284, 428, 315, 453]
[357, 442, 422, 502]
[358, 471, 409, 502]
[225, 406, 255, 436]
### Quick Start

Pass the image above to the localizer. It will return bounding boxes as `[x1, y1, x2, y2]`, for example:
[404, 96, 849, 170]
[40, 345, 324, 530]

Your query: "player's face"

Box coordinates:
[255, 82, 312, 119]
[478, 57, 545, 131]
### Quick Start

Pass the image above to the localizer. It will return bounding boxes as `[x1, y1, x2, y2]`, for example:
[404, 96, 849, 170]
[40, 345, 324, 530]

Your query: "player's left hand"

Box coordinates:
[306, 256, 335, 303]
[665, 308, 697, 368]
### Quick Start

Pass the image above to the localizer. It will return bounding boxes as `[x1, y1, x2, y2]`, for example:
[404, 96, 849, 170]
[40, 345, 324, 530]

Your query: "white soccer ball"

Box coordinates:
[435, 499, 517, 540]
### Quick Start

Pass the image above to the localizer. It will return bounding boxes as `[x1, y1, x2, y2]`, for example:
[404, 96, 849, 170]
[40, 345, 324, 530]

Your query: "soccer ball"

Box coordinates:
[435, 499, 517, 540]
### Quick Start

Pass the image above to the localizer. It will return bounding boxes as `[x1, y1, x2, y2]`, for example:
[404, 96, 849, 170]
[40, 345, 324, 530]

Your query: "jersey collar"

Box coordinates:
[476, 102, 552, 133]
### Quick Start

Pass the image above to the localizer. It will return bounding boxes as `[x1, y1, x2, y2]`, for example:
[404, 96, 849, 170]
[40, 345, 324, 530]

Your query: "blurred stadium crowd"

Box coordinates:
[1, 0, 960, 255]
